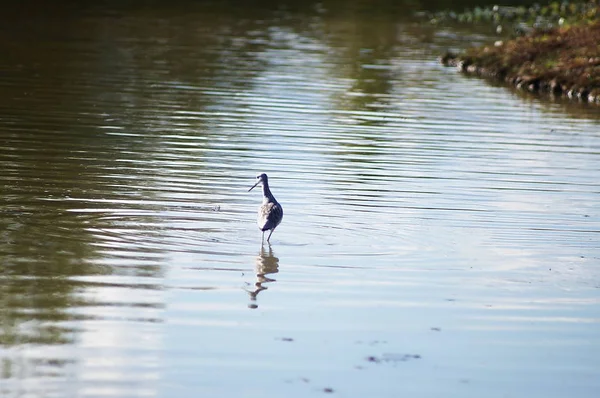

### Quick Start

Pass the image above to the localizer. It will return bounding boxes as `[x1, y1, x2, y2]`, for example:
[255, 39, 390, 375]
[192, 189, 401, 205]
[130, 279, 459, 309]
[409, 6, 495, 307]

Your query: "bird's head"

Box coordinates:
[249, 173, 268, 192]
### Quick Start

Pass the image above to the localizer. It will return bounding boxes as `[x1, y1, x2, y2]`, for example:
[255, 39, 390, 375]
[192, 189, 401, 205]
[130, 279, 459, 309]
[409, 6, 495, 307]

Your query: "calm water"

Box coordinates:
[1, 1, 599, 397]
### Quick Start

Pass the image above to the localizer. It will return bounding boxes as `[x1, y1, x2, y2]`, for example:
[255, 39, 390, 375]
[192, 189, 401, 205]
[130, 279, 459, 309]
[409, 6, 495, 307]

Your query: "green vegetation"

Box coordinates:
[427, 1, 599, 32]
[438, 1, 600, 103]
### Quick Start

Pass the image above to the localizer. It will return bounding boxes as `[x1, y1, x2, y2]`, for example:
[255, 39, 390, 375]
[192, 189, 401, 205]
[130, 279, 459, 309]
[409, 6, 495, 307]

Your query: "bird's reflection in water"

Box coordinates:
[247, 244, 279, 309]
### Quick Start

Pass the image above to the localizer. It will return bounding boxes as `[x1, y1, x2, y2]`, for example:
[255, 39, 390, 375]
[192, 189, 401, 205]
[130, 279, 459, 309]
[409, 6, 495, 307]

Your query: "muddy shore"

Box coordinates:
[441, 21, 600, 104]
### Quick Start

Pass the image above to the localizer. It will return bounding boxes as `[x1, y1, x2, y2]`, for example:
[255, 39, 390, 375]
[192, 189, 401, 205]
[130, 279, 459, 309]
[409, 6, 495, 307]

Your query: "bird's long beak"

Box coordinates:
[249, 181, 260, 192]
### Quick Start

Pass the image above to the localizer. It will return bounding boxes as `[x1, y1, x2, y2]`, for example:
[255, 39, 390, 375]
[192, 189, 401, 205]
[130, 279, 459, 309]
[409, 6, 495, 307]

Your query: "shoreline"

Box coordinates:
[441, 21, 600, 104]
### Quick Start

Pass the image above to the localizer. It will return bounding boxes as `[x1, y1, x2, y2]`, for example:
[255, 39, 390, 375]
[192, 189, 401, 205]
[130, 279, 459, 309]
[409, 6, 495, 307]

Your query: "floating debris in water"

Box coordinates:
[366, 353, 422, 364]
[355, 339, 388, 345]
[277, 337, 294, 342]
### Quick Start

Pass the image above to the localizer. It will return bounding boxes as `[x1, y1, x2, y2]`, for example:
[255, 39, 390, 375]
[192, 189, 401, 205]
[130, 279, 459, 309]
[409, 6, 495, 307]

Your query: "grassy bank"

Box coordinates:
[439, 4, 600, 103]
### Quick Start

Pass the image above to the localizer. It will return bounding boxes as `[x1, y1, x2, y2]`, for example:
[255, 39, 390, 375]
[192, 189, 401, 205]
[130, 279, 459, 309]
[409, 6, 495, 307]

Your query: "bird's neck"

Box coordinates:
[262, 183, 274, 201]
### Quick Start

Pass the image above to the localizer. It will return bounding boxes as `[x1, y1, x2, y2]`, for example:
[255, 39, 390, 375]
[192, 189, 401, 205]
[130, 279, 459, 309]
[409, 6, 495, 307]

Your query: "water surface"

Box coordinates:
[1, 1, 599, 397]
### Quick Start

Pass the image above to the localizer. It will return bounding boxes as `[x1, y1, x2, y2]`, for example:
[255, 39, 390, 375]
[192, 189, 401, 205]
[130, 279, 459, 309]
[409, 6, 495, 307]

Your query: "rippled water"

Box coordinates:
[1, 2, 599, 397]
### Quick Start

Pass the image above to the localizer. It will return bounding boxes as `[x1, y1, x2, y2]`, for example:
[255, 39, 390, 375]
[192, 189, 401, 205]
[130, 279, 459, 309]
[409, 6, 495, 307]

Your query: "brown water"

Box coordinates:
[1, 1, 600, 397]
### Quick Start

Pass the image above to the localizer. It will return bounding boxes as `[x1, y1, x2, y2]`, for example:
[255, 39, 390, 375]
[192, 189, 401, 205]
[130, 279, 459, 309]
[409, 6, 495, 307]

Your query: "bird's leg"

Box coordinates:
[267, 228, 275, 242]
[261, 230, 265, 243]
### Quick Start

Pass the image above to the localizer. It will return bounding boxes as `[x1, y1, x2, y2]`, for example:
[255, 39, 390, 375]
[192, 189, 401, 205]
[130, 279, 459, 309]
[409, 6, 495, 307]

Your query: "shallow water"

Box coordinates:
[1, 1, 599, 397]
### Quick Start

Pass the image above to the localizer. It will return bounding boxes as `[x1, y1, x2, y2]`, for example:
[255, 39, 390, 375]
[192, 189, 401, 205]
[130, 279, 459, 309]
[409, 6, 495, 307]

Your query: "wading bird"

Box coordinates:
[249, 173, 283, 243]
